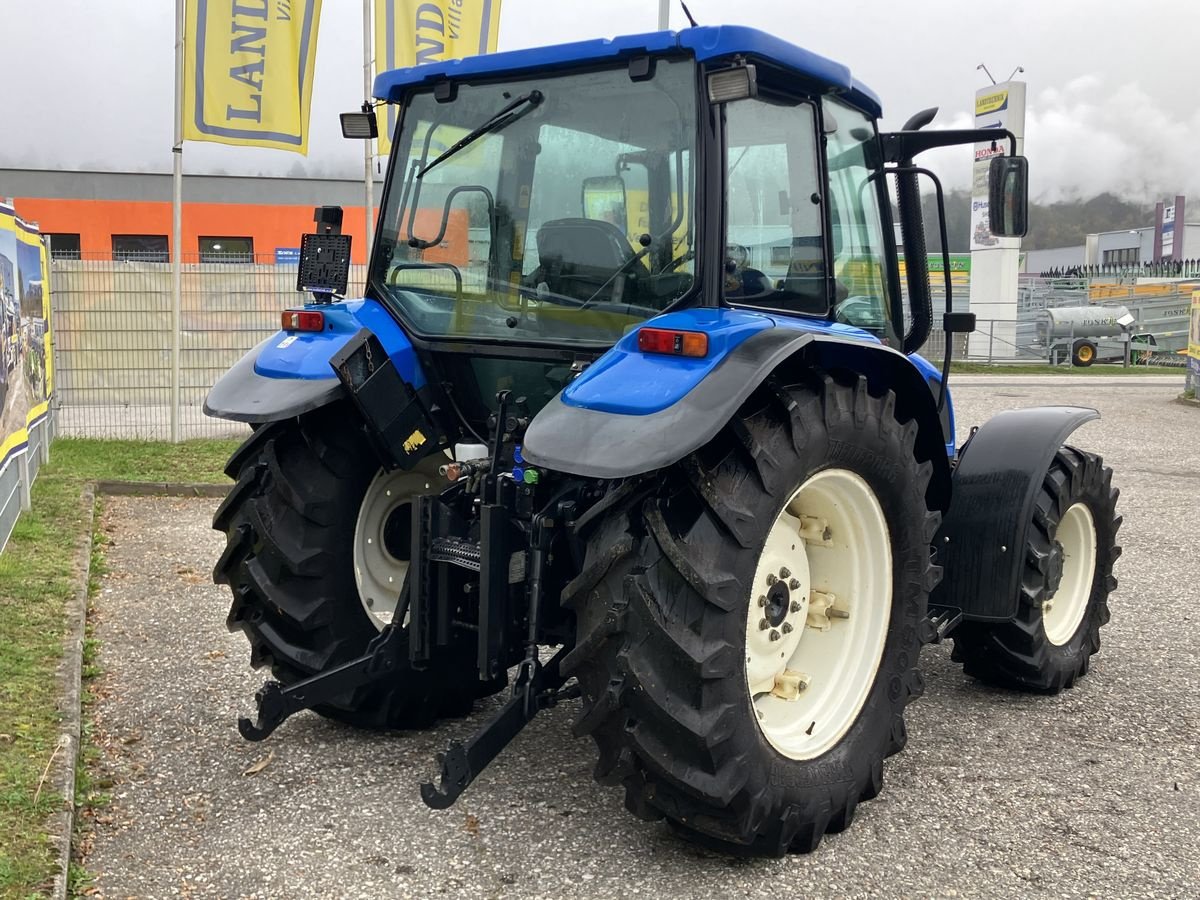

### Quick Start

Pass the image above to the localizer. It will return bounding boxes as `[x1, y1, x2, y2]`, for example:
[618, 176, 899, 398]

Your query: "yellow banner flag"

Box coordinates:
[374, 0, 502, 155]
[183, 0, 323, 154]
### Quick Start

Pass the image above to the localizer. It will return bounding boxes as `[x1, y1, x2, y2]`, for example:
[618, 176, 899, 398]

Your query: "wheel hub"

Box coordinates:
[1042, 502, 1098, 646]
[353, 468, 433, 630]
[745, 468, 892, 762]
[765, 581, 791, 628]
[1045, 540, 1065, 597]
[382, 506, 412, 562]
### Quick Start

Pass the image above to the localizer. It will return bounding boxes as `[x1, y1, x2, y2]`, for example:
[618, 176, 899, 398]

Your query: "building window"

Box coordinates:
[46, 233, 81, 259]
[112, 234, 169, 262]
[1101, 247, 1138, 266]
[199, 236, 254, 263]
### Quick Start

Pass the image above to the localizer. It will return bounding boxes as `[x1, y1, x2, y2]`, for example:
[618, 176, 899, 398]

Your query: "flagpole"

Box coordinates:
[658, 0, 669, 29]
[171, 0, 184, 443]
[363, 0, 374, 264]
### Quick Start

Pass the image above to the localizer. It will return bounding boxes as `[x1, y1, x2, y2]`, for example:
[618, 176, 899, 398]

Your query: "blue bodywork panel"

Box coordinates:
[564, 309, 875, 415]
[373, 25, 882, 117]
[254, 298, 427, 390]
[907, 352, 956, 456]
[561, 309, 955, 456]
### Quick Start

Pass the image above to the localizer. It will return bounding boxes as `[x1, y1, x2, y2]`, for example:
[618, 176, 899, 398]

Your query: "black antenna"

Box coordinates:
[680, 1, 698, 27]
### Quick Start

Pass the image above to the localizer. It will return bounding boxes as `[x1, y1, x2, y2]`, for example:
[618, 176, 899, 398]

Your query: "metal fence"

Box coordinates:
[50, 254, 365, 439]
[0, 412, 54, 553]
[51, 258, 1181, 441]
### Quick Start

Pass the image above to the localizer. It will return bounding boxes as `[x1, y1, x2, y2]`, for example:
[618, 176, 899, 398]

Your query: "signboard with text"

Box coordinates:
[970, 83, 1026, 252]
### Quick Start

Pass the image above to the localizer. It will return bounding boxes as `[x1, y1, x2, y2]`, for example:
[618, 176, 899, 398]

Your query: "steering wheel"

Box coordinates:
[659, 249, 695, 274]
[833, 296, 885, 330]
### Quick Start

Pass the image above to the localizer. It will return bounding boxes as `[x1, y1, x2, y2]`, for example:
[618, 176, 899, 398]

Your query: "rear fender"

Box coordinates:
[932, 406, 1100, 622]
[521, 310, 953, 512]
[204, 298, 424, 423]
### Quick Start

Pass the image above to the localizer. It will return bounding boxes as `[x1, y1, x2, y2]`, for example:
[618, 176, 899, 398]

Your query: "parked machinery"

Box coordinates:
[206, 26, 1121, 854]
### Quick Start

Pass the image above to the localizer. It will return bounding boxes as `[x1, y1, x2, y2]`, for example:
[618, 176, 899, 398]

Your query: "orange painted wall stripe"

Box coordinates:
[12, 198, 378, 264]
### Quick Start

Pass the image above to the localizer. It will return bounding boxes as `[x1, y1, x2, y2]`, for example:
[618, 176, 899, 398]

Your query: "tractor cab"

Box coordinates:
[354, 26, 990, 436]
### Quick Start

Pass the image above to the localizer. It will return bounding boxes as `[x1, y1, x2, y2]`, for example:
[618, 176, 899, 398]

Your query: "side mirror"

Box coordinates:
[340, 111, 378, 140]
[988, 156, 1029, 237]
[582, 175, 628, 229]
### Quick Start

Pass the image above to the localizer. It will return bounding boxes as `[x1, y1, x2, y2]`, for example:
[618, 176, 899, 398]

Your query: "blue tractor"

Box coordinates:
[207, 26, 1120, 854]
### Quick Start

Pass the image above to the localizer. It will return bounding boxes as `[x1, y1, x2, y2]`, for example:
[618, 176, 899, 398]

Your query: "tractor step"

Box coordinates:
[428, 536, 482, 572]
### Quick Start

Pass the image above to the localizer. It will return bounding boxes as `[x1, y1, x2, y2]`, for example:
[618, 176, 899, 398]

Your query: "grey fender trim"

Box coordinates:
[932, 405, 1100, 622]
[203, 337, 345, 424]
[523, 329, 913, 480]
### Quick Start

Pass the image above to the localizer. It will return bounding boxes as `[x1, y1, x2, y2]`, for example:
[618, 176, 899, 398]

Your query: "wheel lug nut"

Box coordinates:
[757, 595, 768, 608]
[779, 567, 791, 579]
[769, 629, 781, 642]
[758, 618, 770, 631]
[789, 578, 800, 591]
[766, 573, 778, 586]
[782, 622, 793, 634]
[790, 600, 802, 613]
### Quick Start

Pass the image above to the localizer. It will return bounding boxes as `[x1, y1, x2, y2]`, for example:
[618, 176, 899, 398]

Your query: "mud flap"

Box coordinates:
[932, 406, 1099, 622]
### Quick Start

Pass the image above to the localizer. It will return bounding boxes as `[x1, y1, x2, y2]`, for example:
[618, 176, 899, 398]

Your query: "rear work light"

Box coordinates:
[637, 327, 709, 358]
[282, 310, 325, 332]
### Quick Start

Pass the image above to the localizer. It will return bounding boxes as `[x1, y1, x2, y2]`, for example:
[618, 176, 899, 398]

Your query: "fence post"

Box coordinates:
[17, 450, 31, 512]
[988, 325, 994, 364]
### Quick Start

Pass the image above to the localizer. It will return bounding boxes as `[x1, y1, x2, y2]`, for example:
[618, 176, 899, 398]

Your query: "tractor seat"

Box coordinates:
[533, 218, 647, 303]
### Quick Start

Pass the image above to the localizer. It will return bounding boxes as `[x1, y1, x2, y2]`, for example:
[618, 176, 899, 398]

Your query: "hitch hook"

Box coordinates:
[237, 680, 290, 741]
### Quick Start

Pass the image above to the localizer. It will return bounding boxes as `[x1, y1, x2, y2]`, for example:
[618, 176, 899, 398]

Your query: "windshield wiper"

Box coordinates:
[418, 90, 544, 179]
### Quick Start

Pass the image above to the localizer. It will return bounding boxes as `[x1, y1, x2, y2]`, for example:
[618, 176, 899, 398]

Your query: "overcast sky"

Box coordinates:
[2, 0, 1197, 202]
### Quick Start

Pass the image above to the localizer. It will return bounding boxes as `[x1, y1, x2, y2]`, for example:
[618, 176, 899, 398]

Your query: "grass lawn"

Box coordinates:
[0, 438, 239, 899]
[949, 361, 1185, 376]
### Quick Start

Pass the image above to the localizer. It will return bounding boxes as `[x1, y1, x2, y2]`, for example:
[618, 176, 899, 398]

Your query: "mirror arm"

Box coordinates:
[879, 128, 1017, 164]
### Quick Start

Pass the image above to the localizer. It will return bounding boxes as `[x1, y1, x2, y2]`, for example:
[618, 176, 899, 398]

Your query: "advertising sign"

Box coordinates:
[374, 0, 502, 155]
[1162, 204, 1176, 258]
[898, 254, 972, 287]
[183, 0, 324, 153]
[0, 204, 52, 468]
[970, 82, 1026, 252]
[1189, 290, 1200, 389]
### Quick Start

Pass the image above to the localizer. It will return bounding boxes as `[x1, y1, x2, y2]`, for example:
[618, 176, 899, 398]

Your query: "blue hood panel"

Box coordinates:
[253, 298, 426, 390]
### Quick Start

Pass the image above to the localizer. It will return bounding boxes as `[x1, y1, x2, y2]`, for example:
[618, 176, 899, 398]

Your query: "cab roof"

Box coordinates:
[373, 25, 882, 118]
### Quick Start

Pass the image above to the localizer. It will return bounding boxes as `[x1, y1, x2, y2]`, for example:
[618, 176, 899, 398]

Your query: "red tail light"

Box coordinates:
[282, 310, 325, 332]
[637, 327, 709, 358]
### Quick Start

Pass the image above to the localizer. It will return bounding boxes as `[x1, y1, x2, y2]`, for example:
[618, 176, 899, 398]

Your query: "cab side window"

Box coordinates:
[824, 99, 894, 339]
[724, 97, 826, 315]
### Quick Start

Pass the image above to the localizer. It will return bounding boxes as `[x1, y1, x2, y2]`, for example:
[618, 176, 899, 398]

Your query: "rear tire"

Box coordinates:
[952, 447, 1120, 692]
[212, 404, 490, 729]
[564, 375, 941, 854]
[1071, 339, 1097, 367]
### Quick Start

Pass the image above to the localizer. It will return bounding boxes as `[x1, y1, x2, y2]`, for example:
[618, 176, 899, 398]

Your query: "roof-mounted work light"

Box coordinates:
[707, 64, 758, 103]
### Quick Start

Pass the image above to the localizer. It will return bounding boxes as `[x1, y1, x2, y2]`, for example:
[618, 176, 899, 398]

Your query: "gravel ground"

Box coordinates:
[81, 378, 1198, 899]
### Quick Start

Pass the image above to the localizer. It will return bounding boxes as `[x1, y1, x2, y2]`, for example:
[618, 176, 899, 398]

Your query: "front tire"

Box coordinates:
[952, 447, 1120, 692]
[212, 404, 488, 729]
[564, 375, 941, 854]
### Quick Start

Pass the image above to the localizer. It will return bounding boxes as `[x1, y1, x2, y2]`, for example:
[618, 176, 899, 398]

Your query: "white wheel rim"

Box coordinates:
[353, 468, 433, 630]
[1043, 502, 1097, 646]
[746, 468, 892, 761]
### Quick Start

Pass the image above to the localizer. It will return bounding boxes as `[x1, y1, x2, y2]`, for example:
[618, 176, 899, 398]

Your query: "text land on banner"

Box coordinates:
[183, 0, 324, 154]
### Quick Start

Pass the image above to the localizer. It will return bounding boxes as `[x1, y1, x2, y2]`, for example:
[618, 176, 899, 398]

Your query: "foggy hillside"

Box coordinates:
[921, 191, 1155, 253]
